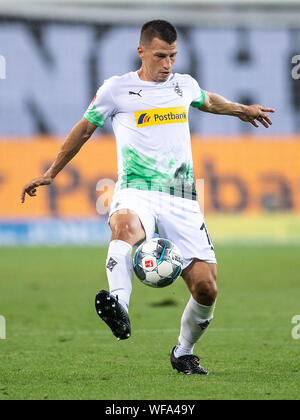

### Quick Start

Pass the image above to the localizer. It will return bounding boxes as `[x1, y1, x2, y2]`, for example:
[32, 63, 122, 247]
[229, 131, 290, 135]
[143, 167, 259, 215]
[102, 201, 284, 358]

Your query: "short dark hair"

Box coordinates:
[140, 20, 177, 46]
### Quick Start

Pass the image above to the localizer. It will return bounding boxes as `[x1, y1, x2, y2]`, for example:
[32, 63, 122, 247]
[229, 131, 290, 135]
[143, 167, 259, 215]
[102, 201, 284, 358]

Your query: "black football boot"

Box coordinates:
[170, 346, 209, 375]
[95, 290, 131, 340]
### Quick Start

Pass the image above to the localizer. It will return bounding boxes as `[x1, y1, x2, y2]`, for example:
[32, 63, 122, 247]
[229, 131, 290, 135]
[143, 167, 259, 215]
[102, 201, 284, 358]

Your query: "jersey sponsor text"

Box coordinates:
[135, 107, 187, 127]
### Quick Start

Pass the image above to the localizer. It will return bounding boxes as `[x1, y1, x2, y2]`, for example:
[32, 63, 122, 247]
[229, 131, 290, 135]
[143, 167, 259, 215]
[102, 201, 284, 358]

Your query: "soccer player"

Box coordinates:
[21, 20, 274, 375]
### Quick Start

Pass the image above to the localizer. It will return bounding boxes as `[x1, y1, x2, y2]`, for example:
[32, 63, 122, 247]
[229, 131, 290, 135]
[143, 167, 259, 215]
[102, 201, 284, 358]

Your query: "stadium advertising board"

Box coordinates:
[1, 136, 300, 217]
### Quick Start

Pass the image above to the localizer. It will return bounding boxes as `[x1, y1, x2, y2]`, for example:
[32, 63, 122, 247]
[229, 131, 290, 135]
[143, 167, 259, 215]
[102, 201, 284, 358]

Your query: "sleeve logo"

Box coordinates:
[87, 95, 97, 110]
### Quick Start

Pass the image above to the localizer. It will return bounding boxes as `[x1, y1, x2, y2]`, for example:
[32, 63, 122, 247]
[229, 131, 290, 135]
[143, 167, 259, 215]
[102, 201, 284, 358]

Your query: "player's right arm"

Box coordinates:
[21, 118, 96, 203]
[21, 78, 115, 203]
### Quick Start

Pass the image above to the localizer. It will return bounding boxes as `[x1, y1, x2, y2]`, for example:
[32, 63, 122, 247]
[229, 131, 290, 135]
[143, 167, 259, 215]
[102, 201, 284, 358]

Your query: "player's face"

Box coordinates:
[138, 37, 178, 82]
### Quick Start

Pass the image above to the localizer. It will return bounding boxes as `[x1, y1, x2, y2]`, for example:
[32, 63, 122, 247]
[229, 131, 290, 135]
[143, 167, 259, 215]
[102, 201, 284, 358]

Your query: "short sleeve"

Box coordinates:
[190, 77, 206, 109]
[84, 80, 116, 127]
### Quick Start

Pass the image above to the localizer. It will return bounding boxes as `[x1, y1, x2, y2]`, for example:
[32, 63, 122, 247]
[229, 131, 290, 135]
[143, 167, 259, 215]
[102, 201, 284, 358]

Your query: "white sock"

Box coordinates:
[106, 240, 133, 313]
[174, 295, 216, 358]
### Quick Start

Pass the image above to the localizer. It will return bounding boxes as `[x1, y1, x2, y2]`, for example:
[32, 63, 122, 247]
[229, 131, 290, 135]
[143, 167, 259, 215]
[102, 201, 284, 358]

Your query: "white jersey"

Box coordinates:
[84, 71, 205, 200]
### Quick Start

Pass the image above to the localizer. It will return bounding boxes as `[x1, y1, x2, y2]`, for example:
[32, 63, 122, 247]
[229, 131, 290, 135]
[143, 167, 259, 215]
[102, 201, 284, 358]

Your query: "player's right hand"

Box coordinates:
[21, 176, 53, 203]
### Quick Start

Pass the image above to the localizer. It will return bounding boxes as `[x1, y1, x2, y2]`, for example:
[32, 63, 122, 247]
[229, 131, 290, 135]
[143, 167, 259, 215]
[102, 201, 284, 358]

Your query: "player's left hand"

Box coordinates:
[239, 104, 275, 128]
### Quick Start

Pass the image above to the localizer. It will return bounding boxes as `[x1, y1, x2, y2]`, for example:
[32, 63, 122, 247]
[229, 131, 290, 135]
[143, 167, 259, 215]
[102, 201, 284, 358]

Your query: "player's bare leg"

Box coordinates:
[182, 260, 217, 306]
[95, 210, 146, 340]
[171, 260, 217, 374]
[109, 210, 146, 246]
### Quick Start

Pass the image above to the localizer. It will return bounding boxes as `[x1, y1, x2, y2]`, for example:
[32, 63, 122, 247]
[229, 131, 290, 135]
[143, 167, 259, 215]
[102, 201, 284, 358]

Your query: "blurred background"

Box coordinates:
[1, 0, 300, 246]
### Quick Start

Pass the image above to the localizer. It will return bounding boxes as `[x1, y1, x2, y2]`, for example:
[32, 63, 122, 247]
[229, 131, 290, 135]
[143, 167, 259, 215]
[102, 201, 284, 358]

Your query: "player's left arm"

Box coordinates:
[198, 90, 275, 128]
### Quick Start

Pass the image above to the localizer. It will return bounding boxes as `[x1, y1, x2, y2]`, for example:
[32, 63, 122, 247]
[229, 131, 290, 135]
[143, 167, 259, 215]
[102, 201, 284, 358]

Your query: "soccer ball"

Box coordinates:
[133, 238, 183, 288]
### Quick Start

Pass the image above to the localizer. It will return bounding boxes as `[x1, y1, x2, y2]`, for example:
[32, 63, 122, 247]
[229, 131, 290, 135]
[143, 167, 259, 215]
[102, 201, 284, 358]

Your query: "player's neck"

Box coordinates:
[137, 68, 155, 82]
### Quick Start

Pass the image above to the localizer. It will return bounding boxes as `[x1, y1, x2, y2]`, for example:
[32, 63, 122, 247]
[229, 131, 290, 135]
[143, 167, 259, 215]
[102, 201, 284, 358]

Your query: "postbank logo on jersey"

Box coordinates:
[135, 107, 187, 127]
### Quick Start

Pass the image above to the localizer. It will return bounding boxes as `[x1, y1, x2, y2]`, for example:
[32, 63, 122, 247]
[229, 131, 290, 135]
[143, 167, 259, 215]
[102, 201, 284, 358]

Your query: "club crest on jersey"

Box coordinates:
[135, 107, 187, 127]
[174, 82, 183, 97]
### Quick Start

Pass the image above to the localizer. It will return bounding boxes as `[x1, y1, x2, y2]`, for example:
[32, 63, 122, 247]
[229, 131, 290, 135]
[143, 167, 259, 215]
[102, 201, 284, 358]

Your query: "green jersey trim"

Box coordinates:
[191, 88, 206, 109]
[84, 106, 106, 127]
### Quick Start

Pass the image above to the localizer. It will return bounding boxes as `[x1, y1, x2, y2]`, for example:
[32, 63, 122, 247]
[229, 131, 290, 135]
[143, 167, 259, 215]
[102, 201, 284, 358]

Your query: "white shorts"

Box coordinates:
[108, 188, 217, 269]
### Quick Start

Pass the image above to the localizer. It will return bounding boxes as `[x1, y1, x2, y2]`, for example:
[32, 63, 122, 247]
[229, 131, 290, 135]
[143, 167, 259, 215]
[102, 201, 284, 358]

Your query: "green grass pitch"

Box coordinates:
[0, 245, 299, 400]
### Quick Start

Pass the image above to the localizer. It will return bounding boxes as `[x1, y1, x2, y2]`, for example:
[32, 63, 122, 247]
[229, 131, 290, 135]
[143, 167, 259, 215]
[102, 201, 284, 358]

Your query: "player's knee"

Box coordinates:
[111, 218, 141, 243]
[111, 220, 135, 238]
[193, 271, 217, 306]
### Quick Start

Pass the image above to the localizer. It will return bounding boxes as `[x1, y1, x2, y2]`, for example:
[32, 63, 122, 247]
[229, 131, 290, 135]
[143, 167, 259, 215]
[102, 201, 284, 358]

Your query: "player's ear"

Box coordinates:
[137, 45, 144, 60]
